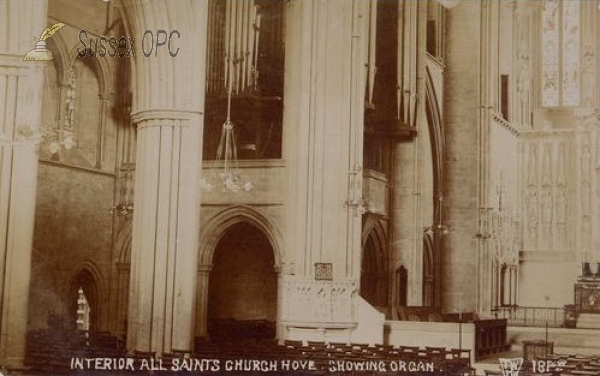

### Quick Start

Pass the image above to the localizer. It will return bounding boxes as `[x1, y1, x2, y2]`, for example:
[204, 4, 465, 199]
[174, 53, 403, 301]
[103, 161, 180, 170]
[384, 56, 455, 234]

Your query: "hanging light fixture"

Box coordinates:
[46, 128, 75, 155]
[201, 0, 261, 192]
[202, 54, 252, 192]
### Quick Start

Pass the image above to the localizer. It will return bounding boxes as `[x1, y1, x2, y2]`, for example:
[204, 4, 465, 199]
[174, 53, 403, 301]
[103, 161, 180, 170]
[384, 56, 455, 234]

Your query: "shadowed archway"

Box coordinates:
[68, 268, 100, 332]
[361, 218, 389, 311]
[196, 205, 283, 339]
[206, 222, 277, 341]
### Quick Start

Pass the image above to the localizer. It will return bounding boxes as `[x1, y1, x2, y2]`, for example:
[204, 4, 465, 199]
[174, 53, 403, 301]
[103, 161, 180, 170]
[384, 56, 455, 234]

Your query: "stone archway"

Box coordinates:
[425, 66, 445, 309]
[206, 222, 278, 341]
[196, 205, 283, 339]
[360, 219, 389, 310]
[68, 265, 103, 332]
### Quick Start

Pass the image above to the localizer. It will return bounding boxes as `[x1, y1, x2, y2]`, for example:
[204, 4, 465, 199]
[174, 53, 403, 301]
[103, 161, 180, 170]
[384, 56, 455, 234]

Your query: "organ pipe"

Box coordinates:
[366, 0, 377, 107]
[248, 3, 257, 88]
[253, 13, 261, 91]
[208, 0, 262, 95]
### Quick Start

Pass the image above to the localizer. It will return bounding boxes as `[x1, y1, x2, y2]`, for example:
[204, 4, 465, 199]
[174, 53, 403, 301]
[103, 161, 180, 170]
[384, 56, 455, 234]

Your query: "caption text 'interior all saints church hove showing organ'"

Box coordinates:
[1, 0, 600, 371]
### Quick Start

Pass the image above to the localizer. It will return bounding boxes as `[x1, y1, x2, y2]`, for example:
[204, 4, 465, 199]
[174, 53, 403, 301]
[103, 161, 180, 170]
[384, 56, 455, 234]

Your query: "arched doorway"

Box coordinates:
[360, 228, 388, 309]
[69, 269, 99, 332]
[207, 222, 277, 341]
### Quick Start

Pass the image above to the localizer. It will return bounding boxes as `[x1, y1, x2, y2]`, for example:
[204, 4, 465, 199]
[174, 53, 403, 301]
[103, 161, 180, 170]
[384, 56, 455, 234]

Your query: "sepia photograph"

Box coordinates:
[0, 0, 598, 374]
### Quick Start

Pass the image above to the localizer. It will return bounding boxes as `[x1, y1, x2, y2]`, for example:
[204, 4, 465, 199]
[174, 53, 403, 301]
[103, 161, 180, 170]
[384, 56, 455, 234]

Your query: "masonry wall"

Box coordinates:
[29, 162, 115, 330]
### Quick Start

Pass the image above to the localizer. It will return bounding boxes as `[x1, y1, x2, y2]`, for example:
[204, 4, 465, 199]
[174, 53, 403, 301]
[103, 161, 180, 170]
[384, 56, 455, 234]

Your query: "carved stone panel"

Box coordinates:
[281, 279, 358, 324]
[521, 135, 573, 252]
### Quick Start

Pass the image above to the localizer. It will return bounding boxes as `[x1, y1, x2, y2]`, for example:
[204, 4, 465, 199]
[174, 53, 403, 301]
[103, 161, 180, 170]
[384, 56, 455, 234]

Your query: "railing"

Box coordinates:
[494, 306, 566, 328]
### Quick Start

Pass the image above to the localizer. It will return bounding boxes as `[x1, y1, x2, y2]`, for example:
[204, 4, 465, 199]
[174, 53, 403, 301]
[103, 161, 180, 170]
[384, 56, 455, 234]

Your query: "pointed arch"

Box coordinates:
[425, 66, 445, 203]
[362, 215, 388, 251]
[424, 65, 446, 309]
[68, 262, 104, 331]
[65, 37, 114, 97]
[360, 216, 389, 309]
[196, 205, 282, 338]
[44, 29, 70, 84]
[198, 205, 283, 269]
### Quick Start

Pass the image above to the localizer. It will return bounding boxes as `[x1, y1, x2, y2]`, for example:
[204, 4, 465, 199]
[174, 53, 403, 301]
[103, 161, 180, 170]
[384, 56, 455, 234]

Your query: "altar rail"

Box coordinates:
[495, 306, 566, 328]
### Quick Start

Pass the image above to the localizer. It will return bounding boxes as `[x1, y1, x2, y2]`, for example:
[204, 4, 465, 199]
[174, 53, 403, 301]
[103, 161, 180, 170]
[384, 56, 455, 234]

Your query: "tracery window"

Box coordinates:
[541, 0, 580, 107]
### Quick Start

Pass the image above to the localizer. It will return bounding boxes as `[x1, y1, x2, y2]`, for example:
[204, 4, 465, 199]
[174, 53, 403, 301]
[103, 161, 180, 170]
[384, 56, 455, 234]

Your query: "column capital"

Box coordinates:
[99, 92, 114, 102]
[131, 108, 203, 128]
[197, 264, 212, 273]
[0, 58, 45, 75]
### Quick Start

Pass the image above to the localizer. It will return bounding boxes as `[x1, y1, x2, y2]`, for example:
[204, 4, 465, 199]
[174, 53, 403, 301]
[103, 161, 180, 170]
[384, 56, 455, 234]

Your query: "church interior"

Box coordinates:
[1, 0, 600, 374]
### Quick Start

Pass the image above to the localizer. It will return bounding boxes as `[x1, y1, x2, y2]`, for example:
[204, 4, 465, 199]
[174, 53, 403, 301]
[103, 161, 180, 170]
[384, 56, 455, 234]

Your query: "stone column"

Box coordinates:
[127, 108, 204, 354]
[443, 0, 484, 314]
[282, 0, 369, 340]
[478, 0, 494, 317]
[96, 95, 110, 169]
[114, 262, 130, 337]
[0, 0, 47, 368]
[121, 0, 208, 355]
[391, 0, 428, 308]
[194, 265, 211, 338]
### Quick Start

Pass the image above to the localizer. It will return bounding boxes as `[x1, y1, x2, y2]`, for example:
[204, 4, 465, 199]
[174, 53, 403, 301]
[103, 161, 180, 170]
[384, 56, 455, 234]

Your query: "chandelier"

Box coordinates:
[46, 128, 75, 155]
[201, 1, 257, 193]
[201, 123, 252, 192]
[201, 90, 253, 193]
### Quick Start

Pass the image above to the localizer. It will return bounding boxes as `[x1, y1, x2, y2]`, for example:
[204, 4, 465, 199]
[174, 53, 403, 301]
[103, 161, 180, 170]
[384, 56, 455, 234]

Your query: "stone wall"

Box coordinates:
[30, 162, 115, 330]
